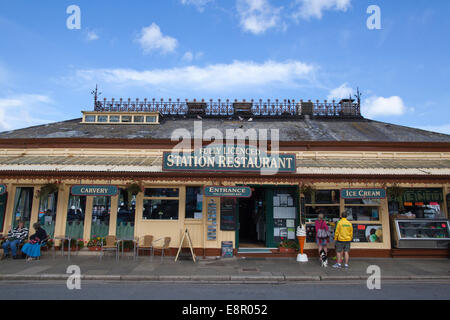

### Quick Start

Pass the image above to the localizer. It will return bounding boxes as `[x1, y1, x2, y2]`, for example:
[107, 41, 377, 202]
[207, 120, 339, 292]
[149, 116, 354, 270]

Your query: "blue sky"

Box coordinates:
[0, 0, 449, 134]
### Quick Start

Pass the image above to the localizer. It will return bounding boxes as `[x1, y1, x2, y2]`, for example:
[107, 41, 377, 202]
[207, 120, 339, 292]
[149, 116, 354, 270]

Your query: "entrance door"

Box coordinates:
[238, 188, 266, 248]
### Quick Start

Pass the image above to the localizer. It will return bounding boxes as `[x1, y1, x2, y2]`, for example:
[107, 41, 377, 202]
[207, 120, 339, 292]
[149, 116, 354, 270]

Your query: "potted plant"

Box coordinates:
[126, 182, 144, 204]
[87, 237, 104, 251]
[278, 240, 299, 254]
[63, 238, 84, 251]
[122, 240, 134, 252]
[37, 182, 59, 200]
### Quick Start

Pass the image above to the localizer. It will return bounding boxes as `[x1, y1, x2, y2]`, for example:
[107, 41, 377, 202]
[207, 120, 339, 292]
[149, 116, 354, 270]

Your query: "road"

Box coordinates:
[0, 280, 449, 300]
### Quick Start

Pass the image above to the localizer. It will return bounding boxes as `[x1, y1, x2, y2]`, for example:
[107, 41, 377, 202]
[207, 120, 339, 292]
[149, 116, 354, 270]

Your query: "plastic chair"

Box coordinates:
[152, 237, 171, 262]
[137, 235, 154, 260]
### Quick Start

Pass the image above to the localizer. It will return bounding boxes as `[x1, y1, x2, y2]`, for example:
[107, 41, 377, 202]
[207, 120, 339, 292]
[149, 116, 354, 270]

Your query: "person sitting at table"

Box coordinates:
[21, 223, 48, 261]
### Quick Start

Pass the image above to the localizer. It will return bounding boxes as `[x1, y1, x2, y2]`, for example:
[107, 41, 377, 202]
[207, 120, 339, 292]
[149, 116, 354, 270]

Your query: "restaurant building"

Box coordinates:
[0, 97, 449, 257]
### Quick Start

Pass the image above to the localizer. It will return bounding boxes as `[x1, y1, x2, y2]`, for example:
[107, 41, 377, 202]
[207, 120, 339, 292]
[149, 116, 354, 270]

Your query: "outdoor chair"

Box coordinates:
[137, 235, 154, 260]
[100, 235, 122, 261]
[152, 237, 171, 262]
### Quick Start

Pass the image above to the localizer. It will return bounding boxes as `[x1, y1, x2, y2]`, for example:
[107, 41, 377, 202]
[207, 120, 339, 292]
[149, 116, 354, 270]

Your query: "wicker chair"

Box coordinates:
[152, 237, 171, 262]
[100, 235, 121, 261]
[137, 235, 154, 260]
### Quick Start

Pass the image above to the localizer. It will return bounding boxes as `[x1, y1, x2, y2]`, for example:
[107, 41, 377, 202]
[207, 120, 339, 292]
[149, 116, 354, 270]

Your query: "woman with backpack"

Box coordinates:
[315, 213, 330, 257]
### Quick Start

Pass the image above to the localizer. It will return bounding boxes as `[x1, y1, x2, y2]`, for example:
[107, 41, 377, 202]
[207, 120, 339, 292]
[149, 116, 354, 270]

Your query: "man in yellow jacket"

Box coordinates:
[333, 211, 353, 269]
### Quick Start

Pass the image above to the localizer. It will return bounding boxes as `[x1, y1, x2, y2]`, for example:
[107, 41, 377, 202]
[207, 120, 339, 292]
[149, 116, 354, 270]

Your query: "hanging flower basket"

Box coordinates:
[37, 183, 59, 200]
[300, 183, 315, 195]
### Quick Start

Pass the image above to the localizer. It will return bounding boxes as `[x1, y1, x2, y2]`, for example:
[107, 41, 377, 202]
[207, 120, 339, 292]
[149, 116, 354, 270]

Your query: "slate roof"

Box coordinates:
[0, 117, 450, 143]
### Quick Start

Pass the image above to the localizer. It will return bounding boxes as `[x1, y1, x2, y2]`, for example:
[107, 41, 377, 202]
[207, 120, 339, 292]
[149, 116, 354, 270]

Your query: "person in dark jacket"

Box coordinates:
[2, 220, 28, 259]
[21, 223, 48, 261]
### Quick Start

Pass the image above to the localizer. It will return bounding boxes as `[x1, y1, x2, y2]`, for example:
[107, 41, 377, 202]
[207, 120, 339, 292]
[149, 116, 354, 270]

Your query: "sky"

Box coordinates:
[0, 0, 449, 134]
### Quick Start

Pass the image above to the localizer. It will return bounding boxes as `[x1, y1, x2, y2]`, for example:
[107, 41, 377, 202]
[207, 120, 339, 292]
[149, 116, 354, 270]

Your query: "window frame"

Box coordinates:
[142, 187, 180, 221]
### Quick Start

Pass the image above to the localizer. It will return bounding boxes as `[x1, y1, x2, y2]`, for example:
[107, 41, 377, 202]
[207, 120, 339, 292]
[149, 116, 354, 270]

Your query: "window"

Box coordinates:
[142, 188, 179, 220]
[109, 115, 120, 122]
[91, 196, 110, 238]
[146, 116, 156, 123]
[65, 195, 86, 239]
[345, 199, 381, 222]
[122, 115, 132, 123]
[13, 187, 34, 229]
[134, 116, 144, 123]
[185, 187, 203, 219]
[38, 190, 58, 238]
[85, 115, 96, 123]
[98, 115, 108, 123]
[305, 190, 340, 222]
[117, 188, 135, 240]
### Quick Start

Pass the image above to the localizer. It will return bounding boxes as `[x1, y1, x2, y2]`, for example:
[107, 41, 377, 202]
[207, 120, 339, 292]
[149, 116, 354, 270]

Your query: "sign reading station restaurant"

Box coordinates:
[341, 188, 386, 200]
[71, 185, 119, 197]
[163, 145, 296, 173]
[0, 184, 6, 195]
[204, 186, 252, 198]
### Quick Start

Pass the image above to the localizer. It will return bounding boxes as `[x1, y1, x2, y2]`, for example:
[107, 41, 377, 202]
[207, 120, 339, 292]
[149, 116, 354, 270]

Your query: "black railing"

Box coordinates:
[93, 98, 361, 118]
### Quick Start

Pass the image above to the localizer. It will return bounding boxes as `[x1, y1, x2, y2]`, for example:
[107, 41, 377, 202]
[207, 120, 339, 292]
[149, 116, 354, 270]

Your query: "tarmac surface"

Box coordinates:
[0, 251, 449, 283]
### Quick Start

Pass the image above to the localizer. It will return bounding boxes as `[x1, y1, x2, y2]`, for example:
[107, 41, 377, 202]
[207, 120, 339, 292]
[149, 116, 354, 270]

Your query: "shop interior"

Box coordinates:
[238, 188, 266, 248]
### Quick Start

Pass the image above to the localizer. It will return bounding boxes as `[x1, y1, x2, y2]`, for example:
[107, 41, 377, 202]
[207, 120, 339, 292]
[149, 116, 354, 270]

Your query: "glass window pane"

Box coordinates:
[97, 115, 108, 123]
[85, 115, 96, 122]
[91, 196, 110, 238]
[66, 195, 86, 239]
[305, 190, 339, 204]
[38, 191, 58, 238]
[134, 116, 144, 123]
[305, 206, 340, 222]
[146, 116, 156, 123]
[143, 199, 179, 220]
[345, 206, 380, 221]
[144, 188, 179, 198]
[117, 188, 135, 240]
[0, 193, 7, 232]
[122, 115, 132, 123]
[13, 187, 34, 229]
[109, 115, 120, 122]
[186, 187, 203, 219]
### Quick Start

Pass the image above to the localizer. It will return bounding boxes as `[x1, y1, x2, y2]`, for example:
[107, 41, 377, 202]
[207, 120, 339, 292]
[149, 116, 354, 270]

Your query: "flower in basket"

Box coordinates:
[278, 240, 299, 251]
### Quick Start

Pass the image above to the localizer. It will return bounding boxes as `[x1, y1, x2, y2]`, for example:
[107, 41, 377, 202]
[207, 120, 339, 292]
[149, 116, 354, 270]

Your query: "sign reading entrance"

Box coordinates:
[341, 188, 386, 199]
[204, 186, 252, 198]
[0, 184, 6, 195]
[163, 145, 296, 173]
[71, 185, 118, 197]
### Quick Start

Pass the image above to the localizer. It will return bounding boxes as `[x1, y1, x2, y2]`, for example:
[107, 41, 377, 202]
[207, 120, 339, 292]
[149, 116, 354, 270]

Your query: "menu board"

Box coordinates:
[220, 198, 237, 231]
[207, 199, 217, 240]
[221, 241, 234, 258]
[352, 224, 383, 243]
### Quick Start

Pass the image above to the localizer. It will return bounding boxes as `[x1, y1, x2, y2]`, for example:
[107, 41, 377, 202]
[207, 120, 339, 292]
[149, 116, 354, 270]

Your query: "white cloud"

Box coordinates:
[136, 23, 178, 54]
[327, 83, 353, 100]
[293, 0, 352, 20]
[180, 0, 213, 12]
[0, 94, 55, 131]
[75, 60, 315, 93]
[182, 51, 204, 62]
[86, 30, 99, 41]
[182, 51, 194, 62]
[237, 0, 284, 35]
[362, 96, 407, 118]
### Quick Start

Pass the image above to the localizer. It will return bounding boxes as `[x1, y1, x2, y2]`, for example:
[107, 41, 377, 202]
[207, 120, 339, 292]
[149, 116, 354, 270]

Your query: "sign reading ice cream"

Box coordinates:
[71, 185, 118, 196]
[341, 188, 386, 200]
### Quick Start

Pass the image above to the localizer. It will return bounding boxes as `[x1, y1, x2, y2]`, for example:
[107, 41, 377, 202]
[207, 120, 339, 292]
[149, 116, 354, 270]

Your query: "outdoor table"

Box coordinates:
[54, 236, 72, 261]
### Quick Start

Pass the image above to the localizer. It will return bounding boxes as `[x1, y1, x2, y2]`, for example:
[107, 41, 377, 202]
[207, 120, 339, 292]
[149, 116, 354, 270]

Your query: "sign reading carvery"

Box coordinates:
[71, 185, 118, 197]
[341, 188, 386, 199]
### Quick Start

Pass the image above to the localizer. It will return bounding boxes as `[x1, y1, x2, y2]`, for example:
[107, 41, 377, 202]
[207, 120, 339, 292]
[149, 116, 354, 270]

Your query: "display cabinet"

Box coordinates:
[393, 219, 450, 249]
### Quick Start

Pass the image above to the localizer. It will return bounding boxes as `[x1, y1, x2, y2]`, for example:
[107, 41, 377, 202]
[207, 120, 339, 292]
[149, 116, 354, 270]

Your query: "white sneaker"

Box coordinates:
[332, 263, 342, 269]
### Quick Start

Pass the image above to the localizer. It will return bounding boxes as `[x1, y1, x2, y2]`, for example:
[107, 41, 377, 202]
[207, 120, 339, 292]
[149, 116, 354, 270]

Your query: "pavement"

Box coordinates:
[0, 251, 449, 283]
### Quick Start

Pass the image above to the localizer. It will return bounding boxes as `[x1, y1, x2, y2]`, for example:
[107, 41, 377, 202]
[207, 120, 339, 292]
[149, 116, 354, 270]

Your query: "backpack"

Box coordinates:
[316, 221, 330, 239]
